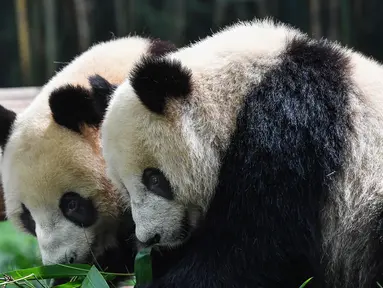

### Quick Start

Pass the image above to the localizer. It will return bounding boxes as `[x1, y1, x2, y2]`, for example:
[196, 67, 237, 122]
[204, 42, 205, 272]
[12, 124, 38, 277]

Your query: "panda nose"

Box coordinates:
[67, 252, 77, 264]
[144, 234, 161, 246]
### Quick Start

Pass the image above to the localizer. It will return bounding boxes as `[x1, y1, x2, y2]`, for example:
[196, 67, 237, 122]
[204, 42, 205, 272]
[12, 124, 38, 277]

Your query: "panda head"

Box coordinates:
[0, 36, 177, 266]
[102, 50, 210, 248]
[101, 19, 300, 248]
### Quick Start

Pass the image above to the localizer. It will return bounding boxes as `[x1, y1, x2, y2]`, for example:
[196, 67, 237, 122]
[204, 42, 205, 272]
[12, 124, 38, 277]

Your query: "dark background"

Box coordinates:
[1, 0, 381, 88]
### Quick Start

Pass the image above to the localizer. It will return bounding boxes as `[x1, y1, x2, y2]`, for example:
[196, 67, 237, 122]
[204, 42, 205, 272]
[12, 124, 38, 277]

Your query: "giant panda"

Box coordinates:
[100, 18, 383, 288]
[0, 36, 176, 279]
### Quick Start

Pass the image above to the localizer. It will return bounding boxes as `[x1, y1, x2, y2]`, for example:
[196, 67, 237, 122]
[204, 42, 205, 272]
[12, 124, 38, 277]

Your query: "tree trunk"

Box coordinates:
[328, 0, 339, 41]
[15, 0, 32, 86]
[257, 0, 267, 18]
[43, 0, 57, 78]
[213, 0, 227, 28]
[73, 0, 92, 52]
[173, 0, 186, 44]
[309, 0, 322, 39]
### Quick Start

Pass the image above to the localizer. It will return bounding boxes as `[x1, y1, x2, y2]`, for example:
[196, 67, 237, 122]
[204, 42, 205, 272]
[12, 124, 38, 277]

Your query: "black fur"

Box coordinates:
[0, 105, 16, 150]
[20, 204, 36, 236]
[130, 57, 192, 115]
[137, 37, 356, 287]
[89, 74, 117, 116]
[49, 76, 115, 133]
[149, 39, 177, 57]
[94, 211, 137, 285]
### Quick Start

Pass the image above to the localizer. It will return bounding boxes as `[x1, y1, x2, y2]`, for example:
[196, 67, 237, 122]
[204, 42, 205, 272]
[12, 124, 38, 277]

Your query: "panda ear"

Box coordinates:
[88, 74, 117, 117]
[49, 75, 115, 133]
[148, 39, 177, 57]
[130, 57, 192, 115]
[0, 105, 16, 150]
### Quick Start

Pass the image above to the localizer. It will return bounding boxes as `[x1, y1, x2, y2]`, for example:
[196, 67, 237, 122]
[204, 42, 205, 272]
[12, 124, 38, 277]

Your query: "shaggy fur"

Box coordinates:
[0, 36, 176, 276]
[102, 19, 383, 287]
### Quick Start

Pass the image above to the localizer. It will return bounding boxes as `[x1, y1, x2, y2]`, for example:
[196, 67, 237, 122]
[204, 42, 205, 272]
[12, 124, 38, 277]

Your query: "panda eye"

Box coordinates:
[150, 175, 160, 186]
[142, 168, 174, 200]
[59, 192, 98, 227]
[67, 199, 78, 212]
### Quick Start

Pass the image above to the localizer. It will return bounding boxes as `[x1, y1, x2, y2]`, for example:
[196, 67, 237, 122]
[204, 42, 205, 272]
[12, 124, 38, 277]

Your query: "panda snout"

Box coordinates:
[139, 233, 161, 247]
[67, 252, 77, 264]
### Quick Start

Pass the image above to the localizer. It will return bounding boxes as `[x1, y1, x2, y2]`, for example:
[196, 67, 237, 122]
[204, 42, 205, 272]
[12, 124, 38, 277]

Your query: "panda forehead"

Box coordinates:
[2, 125, 104, 199]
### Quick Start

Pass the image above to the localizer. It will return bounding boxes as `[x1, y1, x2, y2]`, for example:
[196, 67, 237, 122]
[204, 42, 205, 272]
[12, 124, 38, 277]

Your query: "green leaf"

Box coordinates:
[53, 279, 83, 288]
[0, 263, 92, 283]
[134, 247, 153, 286]
[299, 277, 313, 288]
[121, 278, 136, 286]
[81, 266, 109, 288]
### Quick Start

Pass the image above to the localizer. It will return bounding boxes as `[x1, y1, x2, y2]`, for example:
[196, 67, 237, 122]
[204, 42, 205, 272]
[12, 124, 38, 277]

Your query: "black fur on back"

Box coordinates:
[139, 37, 359, 287]
[0, 105, 16, 150]
[130, 57, 192, 115]
[49, 76, 115, 133]
[149, 39, 177, 57]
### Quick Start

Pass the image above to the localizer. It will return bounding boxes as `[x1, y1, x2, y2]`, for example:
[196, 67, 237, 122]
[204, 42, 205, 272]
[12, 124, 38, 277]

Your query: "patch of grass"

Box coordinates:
[0, 221, 42, 272]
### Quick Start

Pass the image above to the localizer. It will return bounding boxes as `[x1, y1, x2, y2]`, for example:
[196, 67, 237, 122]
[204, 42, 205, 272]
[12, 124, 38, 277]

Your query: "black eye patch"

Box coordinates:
[20, 203, 36, 236]
[142, 168, 174, 200]
[59, 192, 98, 227]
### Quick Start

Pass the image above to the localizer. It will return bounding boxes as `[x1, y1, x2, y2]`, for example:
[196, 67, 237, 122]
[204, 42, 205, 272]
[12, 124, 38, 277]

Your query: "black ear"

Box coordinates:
[88, 74, 117, 118]
[149, 39, 177, 57]
[0, 105, 16, 150]
[49, 77, 115, 133]
[130, 57, 192, 115]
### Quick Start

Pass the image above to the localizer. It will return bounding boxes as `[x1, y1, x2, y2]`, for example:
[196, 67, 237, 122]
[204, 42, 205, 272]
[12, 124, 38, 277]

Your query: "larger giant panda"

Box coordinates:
[101, 19, 383, 288]
[0, 36, 176, 278]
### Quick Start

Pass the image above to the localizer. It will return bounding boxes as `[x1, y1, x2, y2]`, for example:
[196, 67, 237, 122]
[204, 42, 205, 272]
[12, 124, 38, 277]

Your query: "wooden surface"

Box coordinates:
[0, 87, 40, 220]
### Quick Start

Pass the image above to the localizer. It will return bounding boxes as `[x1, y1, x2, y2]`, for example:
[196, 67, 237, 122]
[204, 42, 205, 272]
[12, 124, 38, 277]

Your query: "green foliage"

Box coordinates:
[0, 264, 135, 287]
[81, 266, 109, 288]
[0, 221, 135, 287]
[134, 246, 153, 286]
[299, 277, 313, 287]
[0, 221, 41, 272]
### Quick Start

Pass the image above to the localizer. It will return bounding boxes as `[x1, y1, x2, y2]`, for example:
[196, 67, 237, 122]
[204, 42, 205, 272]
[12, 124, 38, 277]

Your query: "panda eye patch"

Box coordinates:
[142, 168, 174, 200]
[59, 192, 98, 227]
[20, 204, 36, 236]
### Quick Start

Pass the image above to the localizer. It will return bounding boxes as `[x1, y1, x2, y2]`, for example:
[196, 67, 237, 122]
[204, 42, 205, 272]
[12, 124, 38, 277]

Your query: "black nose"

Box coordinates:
[144, 234, 161, 246]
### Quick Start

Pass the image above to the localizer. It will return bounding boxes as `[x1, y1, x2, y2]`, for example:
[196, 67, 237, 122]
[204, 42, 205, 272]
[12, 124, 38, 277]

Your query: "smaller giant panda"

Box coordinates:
[0, 36, 176, 280]
[101, 19, 383, 288]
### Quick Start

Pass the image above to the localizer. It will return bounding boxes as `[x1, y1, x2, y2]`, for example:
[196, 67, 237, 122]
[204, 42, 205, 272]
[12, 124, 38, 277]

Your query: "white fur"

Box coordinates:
[102, 19, 302, 245]
[1, 36, 154, 265]
[103, 22, 383, 288]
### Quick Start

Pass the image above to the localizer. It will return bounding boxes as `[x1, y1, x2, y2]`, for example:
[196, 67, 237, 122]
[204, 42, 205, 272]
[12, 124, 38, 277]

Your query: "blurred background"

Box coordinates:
[2, 0, 383, 88]
[1, 0, 383, 278]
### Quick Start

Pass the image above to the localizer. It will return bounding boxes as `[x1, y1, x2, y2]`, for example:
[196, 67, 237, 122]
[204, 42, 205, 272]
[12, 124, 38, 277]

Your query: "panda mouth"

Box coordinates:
[158, 207, 202, 249]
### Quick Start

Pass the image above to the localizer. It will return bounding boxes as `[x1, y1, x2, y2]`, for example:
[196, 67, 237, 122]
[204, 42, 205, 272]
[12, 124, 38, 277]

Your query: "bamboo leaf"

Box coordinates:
[53, 280, 83, 288]
[299, 277, 313, 288]
[81, 266, 109, 288]
[134, 247, 153, 285]
[0, 264, 92, 282]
